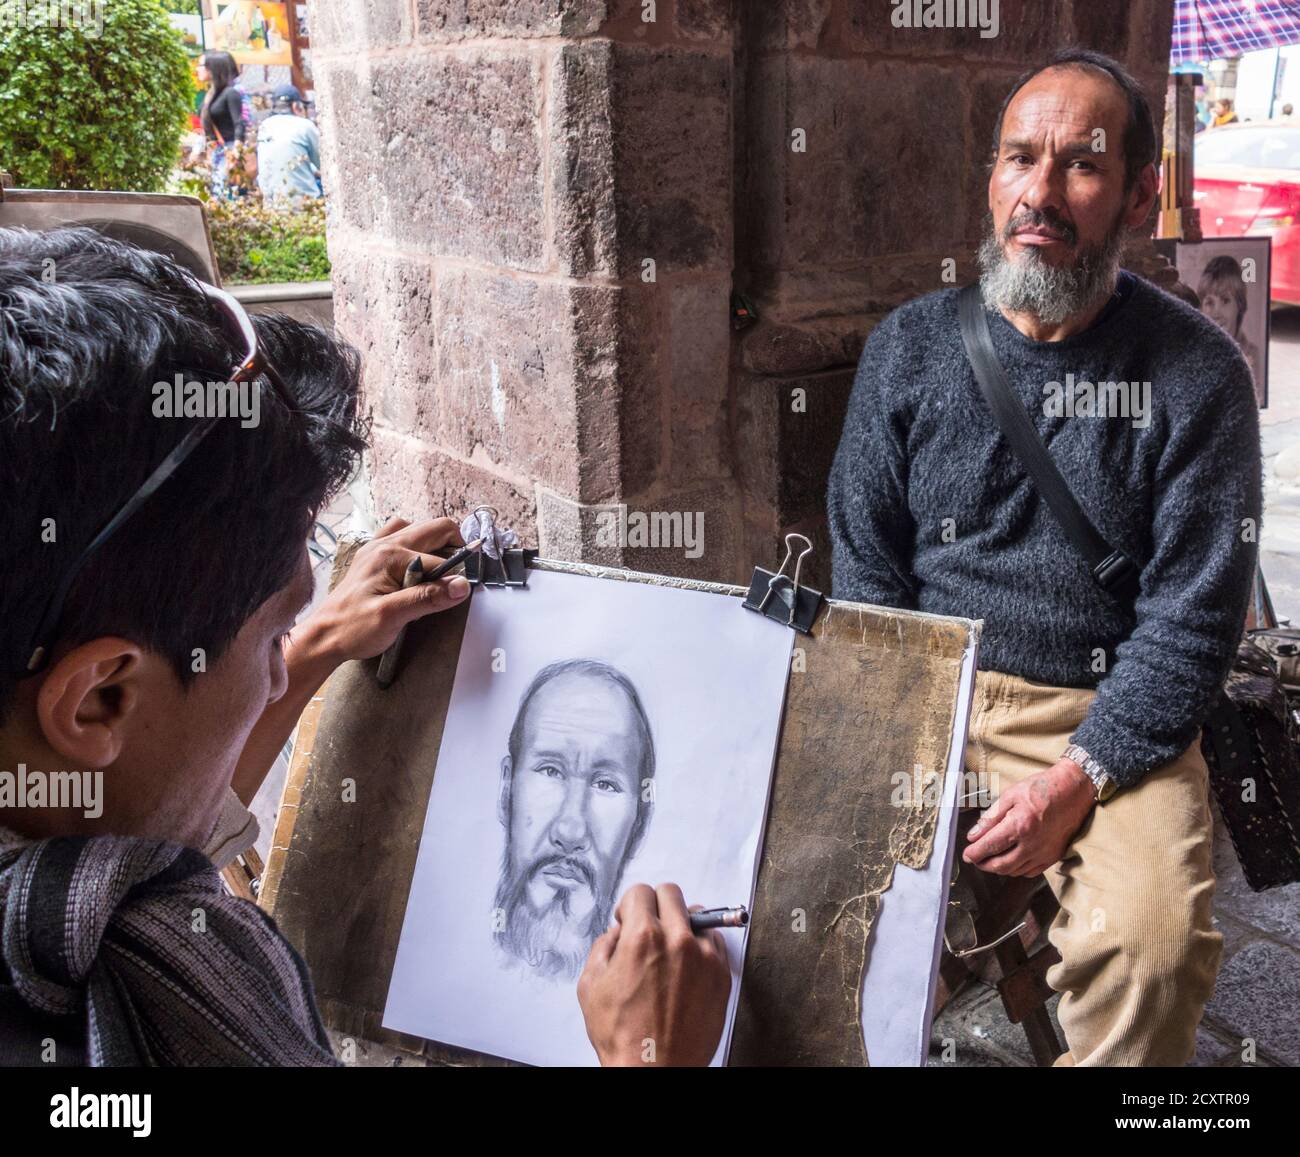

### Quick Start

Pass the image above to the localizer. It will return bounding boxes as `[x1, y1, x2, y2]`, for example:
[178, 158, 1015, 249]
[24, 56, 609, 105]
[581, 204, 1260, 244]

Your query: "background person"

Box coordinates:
[198, 51, 246, 199]
[256, 84, 323, 205]
[1211, 97, 1238, 127]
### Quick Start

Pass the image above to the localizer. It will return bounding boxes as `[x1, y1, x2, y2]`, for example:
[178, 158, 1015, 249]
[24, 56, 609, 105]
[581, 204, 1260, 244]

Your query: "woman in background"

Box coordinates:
[1211, 98, 1239, 127]
[198, 51, 246, 199]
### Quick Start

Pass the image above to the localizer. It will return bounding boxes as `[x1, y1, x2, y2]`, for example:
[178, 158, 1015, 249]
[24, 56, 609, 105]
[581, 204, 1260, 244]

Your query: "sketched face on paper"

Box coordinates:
[494, 660, 655, 981]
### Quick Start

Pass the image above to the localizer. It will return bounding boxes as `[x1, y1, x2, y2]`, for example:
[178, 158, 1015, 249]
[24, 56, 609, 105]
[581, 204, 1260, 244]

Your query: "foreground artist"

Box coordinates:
[0, 228, 728, 1067]
[830, 51, 1261, 1065]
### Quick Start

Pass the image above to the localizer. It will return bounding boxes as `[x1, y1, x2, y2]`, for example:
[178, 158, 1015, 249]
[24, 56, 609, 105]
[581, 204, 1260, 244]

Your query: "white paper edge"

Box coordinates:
[717, 628, 795, 1065]
[858, 629, 980, 1066]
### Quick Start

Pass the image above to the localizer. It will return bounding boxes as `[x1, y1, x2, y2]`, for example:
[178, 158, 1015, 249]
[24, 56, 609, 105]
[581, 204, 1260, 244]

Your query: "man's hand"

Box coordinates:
[231, 516, 470, 804]
[577, 883, 732, 1067]
[296, 516, 469, 666]
[963, 759, 1095, 877]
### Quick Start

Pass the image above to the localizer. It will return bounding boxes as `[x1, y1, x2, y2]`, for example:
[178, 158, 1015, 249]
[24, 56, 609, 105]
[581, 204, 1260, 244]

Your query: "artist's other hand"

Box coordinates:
[297, 516, 469, 664]
[577, 883, 732, 1067]
[962, 760, 1094, 878]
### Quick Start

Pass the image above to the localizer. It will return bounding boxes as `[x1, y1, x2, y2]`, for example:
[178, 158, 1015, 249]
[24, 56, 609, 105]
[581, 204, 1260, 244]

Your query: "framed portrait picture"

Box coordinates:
[1159, 235, 1271, 408]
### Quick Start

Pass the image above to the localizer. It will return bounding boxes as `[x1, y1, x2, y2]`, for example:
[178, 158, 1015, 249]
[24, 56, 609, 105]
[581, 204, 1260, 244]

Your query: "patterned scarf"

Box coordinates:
[0, 828, 339, 1066]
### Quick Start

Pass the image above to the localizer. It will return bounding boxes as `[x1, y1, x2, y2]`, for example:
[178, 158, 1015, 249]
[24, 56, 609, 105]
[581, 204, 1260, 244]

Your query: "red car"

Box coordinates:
[1195, 123, 1300, 304]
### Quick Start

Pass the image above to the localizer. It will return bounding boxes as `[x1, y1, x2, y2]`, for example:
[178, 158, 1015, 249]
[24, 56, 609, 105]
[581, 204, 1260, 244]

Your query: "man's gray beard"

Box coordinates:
[977, 215, 1125, 326]
[493, 860, 613, 982]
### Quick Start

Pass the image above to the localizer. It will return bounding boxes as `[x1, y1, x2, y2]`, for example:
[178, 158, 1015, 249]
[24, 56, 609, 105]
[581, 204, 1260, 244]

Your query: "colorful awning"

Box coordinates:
[1172, 0, 1300, 64]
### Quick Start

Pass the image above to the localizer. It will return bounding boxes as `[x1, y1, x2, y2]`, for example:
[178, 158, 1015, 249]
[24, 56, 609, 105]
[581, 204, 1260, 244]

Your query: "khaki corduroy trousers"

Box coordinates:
[964, 670, 1222, 1067]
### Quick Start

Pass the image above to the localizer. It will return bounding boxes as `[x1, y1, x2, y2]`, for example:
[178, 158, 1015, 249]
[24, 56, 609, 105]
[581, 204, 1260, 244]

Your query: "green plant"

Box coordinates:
[207, 197, 331, 285]
[0, 0, 193, 191]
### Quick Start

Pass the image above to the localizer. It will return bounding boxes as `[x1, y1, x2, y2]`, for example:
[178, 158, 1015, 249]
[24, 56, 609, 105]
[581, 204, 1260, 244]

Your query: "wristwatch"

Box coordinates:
[1062, 743, 1118, 803]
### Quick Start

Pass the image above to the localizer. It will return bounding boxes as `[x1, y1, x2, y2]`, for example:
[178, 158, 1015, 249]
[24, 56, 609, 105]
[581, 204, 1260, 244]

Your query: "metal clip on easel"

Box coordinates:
[742, 533, 824, 635]
[462, 505, 531, 587]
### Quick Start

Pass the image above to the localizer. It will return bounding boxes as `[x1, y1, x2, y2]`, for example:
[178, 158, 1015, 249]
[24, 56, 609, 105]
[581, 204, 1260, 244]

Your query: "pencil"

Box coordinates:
[689, 906, 749, 932]
[375, 538, 484, 689]
[419, 537, 484, 585]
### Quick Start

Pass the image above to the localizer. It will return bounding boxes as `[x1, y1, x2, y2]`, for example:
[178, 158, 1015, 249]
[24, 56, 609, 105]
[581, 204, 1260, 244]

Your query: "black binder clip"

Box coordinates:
[742, 533, 823, 635]
[466, 549, 531, 587]
[463, 505, 531, 587]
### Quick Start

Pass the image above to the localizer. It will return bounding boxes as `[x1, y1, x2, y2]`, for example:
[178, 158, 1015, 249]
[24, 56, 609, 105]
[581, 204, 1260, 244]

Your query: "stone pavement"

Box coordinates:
[930, 309, 1300, 1070]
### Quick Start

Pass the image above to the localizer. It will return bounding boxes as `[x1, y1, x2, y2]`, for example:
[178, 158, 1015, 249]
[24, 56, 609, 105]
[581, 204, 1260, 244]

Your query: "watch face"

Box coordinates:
[1097, 777, 1118, 803]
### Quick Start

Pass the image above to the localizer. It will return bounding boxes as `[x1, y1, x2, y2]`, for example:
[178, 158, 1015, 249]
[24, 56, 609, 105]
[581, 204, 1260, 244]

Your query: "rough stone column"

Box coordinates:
[310, 0, 1175, 589]
[308, 0, 737, 580]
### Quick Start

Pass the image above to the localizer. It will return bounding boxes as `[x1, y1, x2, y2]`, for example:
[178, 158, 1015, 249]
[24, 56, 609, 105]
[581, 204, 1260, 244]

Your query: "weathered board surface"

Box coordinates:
[261, 552, 976, 1066]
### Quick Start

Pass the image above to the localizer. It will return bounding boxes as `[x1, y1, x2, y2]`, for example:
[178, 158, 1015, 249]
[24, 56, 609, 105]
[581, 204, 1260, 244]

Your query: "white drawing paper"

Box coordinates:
[383, 568, 793, 1066]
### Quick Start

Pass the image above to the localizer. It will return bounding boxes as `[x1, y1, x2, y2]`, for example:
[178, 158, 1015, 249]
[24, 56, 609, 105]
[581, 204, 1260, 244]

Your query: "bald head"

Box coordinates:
[992, 49, 1156, 191]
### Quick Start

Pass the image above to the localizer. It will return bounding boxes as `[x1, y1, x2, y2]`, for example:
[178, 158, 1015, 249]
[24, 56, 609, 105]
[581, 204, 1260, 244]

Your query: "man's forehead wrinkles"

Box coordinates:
[526, 710, 631, 739]
[1004, 106, 1109, 135]
[1002, 131, 1096, 148]
[1008, 94, 1123, 135]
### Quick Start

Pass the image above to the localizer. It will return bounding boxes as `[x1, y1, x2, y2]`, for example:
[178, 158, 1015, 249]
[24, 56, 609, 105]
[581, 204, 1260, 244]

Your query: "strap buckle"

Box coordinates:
[1093, 550, 1138, 595]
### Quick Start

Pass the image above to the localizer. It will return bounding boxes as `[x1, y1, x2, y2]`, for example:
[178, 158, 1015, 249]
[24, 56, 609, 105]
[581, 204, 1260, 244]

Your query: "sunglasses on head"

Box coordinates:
[20, 281, 294, 677]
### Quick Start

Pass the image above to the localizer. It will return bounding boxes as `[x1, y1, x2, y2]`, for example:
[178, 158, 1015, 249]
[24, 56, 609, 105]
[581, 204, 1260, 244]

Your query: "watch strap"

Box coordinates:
[1063, 743, 1117, 802]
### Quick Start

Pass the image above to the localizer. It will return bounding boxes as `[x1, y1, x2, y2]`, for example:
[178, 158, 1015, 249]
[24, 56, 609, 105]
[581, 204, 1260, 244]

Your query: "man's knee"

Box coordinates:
[1063, 870, 1220, 991]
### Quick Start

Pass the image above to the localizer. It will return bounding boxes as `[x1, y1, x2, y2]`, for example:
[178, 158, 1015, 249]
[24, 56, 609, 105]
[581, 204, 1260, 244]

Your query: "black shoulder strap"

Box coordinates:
[956, 283, 1139, 605]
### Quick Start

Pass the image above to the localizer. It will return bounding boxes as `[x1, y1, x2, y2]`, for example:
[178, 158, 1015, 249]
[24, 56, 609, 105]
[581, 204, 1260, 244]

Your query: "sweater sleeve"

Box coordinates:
[1070, 354, 1261, 786]
[828, 320, 918, 609]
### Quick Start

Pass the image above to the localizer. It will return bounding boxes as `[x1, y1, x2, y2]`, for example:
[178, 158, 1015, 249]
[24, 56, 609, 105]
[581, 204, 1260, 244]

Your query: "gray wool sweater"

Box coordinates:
[828, 276, 1262, 787]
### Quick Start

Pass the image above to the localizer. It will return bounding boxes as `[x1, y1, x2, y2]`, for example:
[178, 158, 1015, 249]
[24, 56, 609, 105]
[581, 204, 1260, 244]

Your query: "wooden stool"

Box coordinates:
[937, 810, 1065, 1066]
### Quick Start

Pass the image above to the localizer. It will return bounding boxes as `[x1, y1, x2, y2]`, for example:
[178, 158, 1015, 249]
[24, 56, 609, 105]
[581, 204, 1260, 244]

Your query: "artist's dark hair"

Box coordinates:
[507, 658, 656, 847]
[991, 48, 1157, 190]
[0, 227, 367, 718]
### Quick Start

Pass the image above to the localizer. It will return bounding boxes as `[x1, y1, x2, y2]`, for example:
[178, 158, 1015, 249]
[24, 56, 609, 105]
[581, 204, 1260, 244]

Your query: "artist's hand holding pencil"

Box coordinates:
[231, 517, 473, 804]
[302, 516, 472, 663]
[577, 883, 732, 1067]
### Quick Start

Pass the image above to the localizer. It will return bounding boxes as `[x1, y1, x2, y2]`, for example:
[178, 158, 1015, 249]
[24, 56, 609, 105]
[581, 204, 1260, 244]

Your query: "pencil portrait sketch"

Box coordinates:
[385, 568, 792, 1064]
[492, 659, 656, 981]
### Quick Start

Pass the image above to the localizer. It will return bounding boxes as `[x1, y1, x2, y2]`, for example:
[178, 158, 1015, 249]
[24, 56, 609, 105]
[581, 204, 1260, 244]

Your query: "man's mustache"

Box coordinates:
[529, 853, 596, 890]
[1004, 209, 1078, 247]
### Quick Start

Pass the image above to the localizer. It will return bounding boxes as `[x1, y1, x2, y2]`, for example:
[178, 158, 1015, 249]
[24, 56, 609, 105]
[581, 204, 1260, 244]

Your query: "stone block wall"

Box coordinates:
[310, 0, 1175, 589]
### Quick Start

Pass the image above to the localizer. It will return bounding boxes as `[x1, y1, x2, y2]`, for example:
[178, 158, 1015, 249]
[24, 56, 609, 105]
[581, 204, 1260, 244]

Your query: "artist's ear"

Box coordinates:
[498, 756, 512, 827]
[35, 638, 147, 769]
